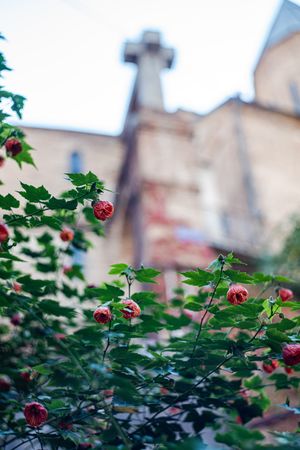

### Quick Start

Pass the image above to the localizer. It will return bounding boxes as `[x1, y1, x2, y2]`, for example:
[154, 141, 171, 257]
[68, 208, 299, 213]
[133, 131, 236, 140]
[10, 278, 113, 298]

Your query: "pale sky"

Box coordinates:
[0, 0, 293, 135]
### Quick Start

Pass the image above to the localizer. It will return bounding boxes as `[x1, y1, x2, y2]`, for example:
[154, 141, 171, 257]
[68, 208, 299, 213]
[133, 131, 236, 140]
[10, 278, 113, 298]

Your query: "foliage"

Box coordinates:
[0, 39, 299, 450]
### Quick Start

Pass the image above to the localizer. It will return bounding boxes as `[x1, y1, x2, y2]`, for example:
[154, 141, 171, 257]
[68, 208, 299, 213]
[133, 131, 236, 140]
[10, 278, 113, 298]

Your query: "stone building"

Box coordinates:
[2, 0, 300, 287]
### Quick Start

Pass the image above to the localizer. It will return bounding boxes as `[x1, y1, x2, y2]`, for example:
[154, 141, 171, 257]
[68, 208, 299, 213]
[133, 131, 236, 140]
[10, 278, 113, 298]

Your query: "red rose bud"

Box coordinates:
[24, 402, 48, 427]
[0, 377, 11, 391]
[278, 288, 293, 302]
[160, 387, 169, 395]
[93, 200, 114, 221]
[262, 360, 279, 374]
[103, 389, 114, 397]
[12, 282, 22, 293]
[285, 366, 293, 375]
[0, 223, 9, 243]
[120, 299, 141, 319]
[227, 285, 249, 305]
[5, 138, 22, 157]
[93, 306, 112, 324]
[0, 156, 5, 167]
[60, 228, 74, 242]
[10, 313, 21, 326]
[235, 416, 243, 424]
[282, 344, 300, 366]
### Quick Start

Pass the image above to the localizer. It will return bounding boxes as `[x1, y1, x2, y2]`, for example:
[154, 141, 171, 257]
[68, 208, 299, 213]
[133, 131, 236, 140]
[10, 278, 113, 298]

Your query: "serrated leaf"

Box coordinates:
[0, 193, 19, 210]
[135, 267, 160, 283]
[109, 263, 129, 275]
[19, 183, 50, 203]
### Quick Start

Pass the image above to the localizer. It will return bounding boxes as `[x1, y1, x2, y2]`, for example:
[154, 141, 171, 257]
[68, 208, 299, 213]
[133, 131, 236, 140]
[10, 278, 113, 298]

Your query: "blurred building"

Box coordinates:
[3, 0, 300, 284]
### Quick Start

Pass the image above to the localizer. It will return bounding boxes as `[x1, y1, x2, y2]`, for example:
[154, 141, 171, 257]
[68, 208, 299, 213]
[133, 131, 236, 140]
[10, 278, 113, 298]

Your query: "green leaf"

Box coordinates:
[223, 270, 254, 284]
[32, 364, 52, 375]
[0, 193, 19, 210]
[19, 183, 51, 203]
[109, 263, 129, 275]
[244, 375, 263, 390]
[135, 267, 160, 283]
[66, 171, 101, 187]
[266, 328, 290, 343]
[40, 300, 76, 318]
[46, 197, 78, 210]
[181, 269, 214, 286]
[0, 252, 25, 262]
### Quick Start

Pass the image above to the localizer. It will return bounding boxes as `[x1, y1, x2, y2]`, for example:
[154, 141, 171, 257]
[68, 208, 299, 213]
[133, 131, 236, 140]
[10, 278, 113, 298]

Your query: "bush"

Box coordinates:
[0, 36, 299, 450]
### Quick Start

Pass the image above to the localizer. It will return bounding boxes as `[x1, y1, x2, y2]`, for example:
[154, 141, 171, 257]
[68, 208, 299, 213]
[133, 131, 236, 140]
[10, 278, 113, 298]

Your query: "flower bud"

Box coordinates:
[282, 343, 300, 366]
[0, 223, 9, 243]
[5, 138, 22, 157]
[226, 285, 249, 305]
[60, 228, 74, 242]
[93, 200, 114, 221]
[278, 288, 293, 302]
[262, 360, 279, 374]
[93, 306, 112, 324]
[24, 402, 48, 427]
[120, 299, 141, 319]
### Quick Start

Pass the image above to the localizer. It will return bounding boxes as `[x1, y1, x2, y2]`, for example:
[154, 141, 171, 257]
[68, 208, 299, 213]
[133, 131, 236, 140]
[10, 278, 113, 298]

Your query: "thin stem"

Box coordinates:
[5, 207, 48, 225]
[191, 262, 225, 357]
[131, 354, 233, 436]
[102, 320, 112, 363]
[36, 429, 44, 450]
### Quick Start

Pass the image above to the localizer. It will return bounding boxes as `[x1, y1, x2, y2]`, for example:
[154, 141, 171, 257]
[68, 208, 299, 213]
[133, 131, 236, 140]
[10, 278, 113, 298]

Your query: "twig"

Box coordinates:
[191, 261, 225, 357]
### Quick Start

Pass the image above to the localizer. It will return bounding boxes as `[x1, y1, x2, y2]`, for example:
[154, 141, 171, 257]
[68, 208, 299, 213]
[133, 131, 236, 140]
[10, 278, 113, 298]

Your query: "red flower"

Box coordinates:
[160, 387, 169, 395]
[103, 389, 114, 397]
[285, 366, 293, 375]
[262, 360, 279, 374]
[93, 306, 112, 324]
[58, 418, 73, 430]
[227, 285, 249, 305]
[20, 371, 32, 382]
[0, 223, 9, 243]
[5, 138, 22, 157]
[60, 228, 74, 242]
[93, 200, 114, 221]
[12, 281, 22, 293]
[235, 416, 243, 424]
[0, 377, 10, 391]
[54, 333, 66, 340]
[24, 402, 48, 427]
[278, 288, 293, 302]
[0, 156, 5, 167]
[282, 344, 300, 366]
[10, 313, 21, 326]
[120, 299, 141, 319]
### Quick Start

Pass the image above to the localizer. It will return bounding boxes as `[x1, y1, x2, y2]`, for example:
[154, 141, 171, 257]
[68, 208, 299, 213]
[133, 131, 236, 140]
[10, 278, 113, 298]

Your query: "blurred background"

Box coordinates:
[1, 0, 300, 292]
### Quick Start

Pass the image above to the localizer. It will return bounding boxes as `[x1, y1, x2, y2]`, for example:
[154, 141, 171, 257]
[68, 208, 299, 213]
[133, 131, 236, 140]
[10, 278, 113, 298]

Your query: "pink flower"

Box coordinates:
[278, 288, 293, 302]
[282, 344, 300, 366]
[24, 402, 48, 427]
[93, 201, 114, 221]
[227, 285, 249, 305]
[120, 299, 141, 319]
[93, 306, 112, 324]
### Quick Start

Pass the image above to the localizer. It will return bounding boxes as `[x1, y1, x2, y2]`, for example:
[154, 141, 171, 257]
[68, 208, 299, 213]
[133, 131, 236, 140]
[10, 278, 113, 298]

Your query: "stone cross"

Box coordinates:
[124, 30, 175, 111]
